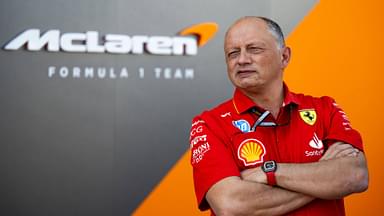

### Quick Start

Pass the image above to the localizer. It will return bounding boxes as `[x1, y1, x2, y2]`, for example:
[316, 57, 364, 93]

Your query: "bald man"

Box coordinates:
[189, 17, 368, 216]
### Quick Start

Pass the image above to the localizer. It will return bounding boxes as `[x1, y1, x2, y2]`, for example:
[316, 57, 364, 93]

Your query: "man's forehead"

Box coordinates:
[225, 20, 271, 49]
[227, 17, 268, 35]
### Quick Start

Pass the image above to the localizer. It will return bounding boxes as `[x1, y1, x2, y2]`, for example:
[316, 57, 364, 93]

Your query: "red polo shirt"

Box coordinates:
[189, 85, 363, 215]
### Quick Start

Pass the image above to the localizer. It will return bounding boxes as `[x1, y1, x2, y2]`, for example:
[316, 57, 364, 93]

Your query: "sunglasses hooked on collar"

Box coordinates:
[251, 106, 292, 132]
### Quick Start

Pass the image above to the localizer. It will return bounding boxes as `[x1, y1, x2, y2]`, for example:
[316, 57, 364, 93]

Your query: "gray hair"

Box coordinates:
[257, 16, 286, 49]
[231, 16, 285, 49]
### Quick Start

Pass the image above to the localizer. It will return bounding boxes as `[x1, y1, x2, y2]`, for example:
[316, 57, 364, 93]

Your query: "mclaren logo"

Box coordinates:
[3, 22, 218, 56]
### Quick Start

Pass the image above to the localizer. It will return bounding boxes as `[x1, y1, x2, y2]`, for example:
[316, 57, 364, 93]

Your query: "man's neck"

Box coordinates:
[241, 82, 284, 118]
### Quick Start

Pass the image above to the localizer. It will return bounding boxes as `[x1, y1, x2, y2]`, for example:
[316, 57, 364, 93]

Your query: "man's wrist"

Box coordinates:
[262, 160, 277, 186]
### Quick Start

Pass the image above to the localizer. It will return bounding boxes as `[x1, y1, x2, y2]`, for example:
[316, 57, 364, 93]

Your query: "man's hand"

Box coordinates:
[321, 142, 360, 161]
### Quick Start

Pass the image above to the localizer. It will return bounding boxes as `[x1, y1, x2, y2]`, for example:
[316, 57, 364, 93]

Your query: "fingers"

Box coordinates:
[320, 142, 360, 161]
[321, 142, 347, 160]
[336, 146, 359, 158]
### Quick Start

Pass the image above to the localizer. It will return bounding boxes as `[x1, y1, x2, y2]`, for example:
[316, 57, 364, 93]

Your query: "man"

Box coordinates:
[189, 16, 368, 216]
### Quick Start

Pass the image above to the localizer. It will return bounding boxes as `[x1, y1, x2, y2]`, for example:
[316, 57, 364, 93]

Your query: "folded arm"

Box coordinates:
[277, 143, 368, 199]
[206, 176, 314, 216]
[242, 142, 369, 200]
[206, 142, 369, 215]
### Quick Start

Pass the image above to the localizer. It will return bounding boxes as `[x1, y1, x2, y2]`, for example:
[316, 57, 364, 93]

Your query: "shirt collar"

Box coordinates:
[232, 83, 300, 114]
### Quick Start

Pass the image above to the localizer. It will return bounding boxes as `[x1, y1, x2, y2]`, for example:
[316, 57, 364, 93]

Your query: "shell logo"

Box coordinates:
[237, 138, 266, 166]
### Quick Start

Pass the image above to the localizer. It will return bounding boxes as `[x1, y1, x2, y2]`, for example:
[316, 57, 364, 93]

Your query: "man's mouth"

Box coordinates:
[237, 70, 256, 77]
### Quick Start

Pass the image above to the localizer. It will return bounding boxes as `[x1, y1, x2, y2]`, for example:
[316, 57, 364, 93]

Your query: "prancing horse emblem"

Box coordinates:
[299, 109, 317, 126]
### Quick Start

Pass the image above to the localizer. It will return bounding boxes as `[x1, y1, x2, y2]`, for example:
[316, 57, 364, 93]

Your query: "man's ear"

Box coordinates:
[281, 46, 291, 68]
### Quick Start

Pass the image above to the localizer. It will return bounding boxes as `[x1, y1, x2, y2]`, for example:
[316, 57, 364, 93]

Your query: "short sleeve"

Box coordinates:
[189, 114, 240, 211]
[321, 96, 363, 151]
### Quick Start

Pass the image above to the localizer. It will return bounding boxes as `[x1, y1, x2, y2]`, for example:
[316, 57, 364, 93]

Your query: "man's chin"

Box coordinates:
[236, 83, 260, 91]
[235, 79, 261, 89]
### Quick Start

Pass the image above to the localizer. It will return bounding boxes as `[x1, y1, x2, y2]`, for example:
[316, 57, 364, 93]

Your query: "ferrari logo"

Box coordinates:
[299, 109, 317, 126]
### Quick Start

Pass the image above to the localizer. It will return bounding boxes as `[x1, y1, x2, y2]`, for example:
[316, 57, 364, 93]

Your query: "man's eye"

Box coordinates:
[249, 47, 263, 53]
[227, 51, 239, 58]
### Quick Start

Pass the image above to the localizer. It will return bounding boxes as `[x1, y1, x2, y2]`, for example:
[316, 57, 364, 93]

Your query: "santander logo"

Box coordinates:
[305, 133, 324, 157]
[309, 133, 323, 149]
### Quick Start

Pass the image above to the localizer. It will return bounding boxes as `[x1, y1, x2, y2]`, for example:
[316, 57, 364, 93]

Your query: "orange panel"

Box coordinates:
[286, 0, 384, 215]
[132, 152, 209, 216]
[134, 0, 384, 215]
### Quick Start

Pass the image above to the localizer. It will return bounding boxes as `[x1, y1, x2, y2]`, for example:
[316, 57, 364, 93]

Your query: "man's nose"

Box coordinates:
[238, 51, 251, 64]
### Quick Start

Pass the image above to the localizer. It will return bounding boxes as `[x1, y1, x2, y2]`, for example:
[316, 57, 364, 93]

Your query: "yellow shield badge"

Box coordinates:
[299, 109, 317, 126]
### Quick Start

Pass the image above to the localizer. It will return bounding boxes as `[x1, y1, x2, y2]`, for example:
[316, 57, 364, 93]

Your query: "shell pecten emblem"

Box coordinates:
[179, 22, 218, 47]
[238, 139, 266, 166]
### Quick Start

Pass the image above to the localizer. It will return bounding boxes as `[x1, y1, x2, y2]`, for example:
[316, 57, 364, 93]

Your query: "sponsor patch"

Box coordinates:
[309, 133, 323, 149]
[190, 125, 203, 137]
[191, 119, 204, 127]
[190, 134, 207, 148]
[237, 138, 266, 166]
[339, 110, 352, 130]
[305, 149, 323, 157]
[189, 120, 204, 141]
[299, 109, 317, 126]
[306, 133, 324, 157]
[220, 112, 231, 118]
[233, 119, 251, 133]
[191, 142, 210, 164]
[333, 102, 353, 130]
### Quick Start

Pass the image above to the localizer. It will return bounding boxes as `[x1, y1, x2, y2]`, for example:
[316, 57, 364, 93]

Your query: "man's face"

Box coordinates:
[224, 18, 289, 91]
